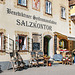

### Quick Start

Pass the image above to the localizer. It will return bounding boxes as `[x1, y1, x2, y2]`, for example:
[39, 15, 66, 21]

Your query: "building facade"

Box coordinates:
[0, 0, 70, 70]
[69, 0, 75, 50]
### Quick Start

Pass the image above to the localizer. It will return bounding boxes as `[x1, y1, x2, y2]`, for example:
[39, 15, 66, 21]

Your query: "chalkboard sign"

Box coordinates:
[33, 43, 40, 51]
[54, 35, 57, 54]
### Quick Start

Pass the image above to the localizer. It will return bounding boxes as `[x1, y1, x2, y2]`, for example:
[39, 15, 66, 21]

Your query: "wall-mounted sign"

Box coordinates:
[16, 19, 52, 31]
[33, 43, 40, 51]
[7, 8, 57, 25]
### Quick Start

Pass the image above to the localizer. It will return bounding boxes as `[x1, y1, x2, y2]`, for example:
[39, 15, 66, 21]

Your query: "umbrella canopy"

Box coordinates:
[60, 49, 69, 53]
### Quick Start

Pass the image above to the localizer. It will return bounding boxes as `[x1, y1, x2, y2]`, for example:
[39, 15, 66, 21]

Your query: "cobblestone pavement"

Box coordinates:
[0, 64, 75, 75]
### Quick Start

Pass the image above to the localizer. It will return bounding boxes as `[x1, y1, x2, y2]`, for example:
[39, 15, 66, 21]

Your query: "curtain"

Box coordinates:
[22, 37, 26, 50]
[21, 0, 27, 6]
[63, 8, 66, 18]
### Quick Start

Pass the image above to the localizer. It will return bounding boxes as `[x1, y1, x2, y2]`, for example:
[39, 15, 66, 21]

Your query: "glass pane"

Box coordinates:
[63, 8, 66, 18]
[0, 35, 1, 50]
[18, 0, 21, 4]
[49, 2, 51, 14]
[46, 1, 48, 13]
[21, 0, 27, 6]
[61, 7, 63, 18]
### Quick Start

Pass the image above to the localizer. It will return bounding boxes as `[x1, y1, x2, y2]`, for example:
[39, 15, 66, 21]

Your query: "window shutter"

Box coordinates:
[18, 0, 21, 4]
[27, 36, 29, 50]
[2, 34, 5, 51]
[15, 34, 19, 51]
[21, 0, 26, 6]
[40, 34, 42, 51]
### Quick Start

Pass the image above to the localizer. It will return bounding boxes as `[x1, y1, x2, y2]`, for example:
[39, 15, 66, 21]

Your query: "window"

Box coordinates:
[32, 34, 42, 51]
[18, 0, 27, 7]
[0, 0, 5, 4]
[16, 35, 28, 51]
[45, 0, 52, 15]
[0, 0, 3, 1]
[61, 7, 66, 19]
[0, 34, 1, 50]
[70, 6, 73, 9]
[32, 0, 40, 11]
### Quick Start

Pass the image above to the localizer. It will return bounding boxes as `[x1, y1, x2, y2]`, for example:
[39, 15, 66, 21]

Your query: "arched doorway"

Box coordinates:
[44, 35, 51, 56]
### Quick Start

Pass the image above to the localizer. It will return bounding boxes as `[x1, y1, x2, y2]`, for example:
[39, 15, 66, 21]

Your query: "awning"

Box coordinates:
[54, 32, 67, 40]
[68, 37, 75, 41]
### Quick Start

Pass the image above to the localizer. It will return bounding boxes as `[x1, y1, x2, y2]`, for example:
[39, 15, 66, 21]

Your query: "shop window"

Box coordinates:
[16, 35, 28, 51]
[18, 0, 27, 7]
[45, 0, 52, 15]
[59, 39, 68, 49]
[61, 7, 66, 19]
[32, 34, 42, 51]
[32, 0, 40, 11]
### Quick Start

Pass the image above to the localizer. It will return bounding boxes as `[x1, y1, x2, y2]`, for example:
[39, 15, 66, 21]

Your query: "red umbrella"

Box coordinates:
[60, 49, 69, 52]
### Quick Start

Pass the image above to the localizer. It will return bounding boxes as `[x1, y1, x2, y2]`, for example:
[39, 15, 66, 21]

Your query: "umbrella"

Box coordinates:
[60, 49, 69, 53]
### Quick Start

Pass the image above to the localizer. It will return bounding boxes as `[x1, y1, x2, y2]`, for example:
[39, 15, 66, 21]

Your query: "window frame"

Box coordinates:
[17, 0, 27, 8]
[0, 0, 5, 4]
[45, 0, 52, 15]
[61, 6, 66, 20]
[32, 34, 42, 51]
[17, 34, 28, 52]
[32, 0, 40, 11]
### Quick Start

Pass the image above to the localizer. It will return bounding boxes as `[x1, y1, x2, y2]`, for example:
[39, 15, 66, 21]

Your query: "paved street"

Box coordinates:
[0, 64, 75, 75]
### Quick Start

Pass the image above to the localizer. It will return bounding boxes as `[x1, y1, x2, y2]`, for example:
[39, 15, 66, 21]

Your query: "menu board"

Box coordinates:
[33, 43, 40, 51]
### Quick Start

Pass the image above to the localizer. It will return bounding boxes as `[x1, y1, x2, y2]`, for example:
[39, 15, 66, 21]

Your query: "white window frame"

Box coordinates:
[18, 0, 27, 7]
[61, 7, 66, 19]
[45, 0, 52, 15]
[16, 34, 28, 51]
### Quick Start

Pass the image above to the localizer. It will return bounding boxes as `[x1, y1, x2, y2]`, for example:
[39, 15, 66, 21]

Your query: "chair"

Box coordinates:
[37, 51, 44, 66]
[30, 51, 38, 67]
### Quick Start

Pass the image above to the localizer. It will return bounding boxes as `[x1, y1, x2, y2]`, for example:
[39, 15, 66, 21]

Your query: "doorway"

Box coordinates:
[44, 35, 51, 56]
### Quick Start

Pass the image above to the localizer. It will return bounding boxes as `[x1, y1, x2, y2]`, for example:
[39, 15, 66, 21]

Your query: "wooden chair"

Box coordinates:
[30, 51, 38, 67]
[37, 51, 44, 66]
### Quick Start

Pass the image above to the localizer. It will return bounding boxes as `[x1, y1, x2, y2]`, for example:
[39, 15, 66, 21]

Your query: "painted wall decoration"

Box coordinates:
[32, 0, 40, 11]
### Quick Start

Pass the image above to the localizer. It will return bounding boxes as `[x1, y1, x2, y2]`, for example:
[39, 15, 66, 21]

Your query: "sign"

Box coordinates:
[33, 43, 40, 51]
[16, 19, 52, 31]
[7, 8, 57, 25]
